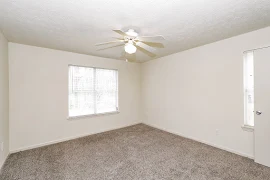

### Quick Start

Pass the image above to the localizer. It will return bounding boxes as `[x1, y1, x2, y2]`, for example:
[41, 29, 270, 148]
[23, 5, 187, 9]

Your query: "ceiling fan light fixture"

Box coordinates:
[125, 42, 137, 54]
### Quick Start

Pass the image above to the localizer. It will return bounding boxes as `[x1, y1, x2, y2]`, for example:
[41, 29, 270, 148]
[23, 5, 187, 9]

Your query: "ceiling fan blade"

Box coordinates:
[113, 30, 128, 36]
[112, 37, 125, 40]
[95, 40, 124, 46]
[140, 42, 165, 48]
[97, 44, 124, 51]
[136, 35, 165, 42]
[135, 42, 156, 57]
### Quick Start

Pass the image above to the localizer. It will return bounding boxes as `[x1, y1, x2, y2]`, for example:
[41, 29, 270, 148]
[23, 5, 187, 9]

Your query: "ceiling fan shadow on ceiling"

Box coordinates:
[95, 29, 165, 62]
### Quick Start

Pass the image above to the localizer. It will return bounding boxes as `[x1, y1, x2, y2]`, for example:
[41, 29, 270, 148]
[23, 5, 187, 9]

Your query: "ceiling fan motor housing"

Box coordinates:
[125, 29, 138, 38]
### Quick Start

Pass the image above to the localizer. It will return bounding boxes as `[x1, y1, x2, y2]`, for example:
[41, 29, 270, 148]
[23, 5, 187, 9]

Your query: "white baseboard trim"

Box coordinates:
[0, 153, 10, 174]
[10, 122, 141, 154]
[143, 122, 254, 160]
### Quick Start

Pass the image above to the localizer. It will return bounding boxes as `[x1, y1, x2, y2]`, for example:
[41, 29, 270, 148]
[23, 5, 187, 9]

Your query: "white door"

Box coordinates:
[254, 47, 270, 167]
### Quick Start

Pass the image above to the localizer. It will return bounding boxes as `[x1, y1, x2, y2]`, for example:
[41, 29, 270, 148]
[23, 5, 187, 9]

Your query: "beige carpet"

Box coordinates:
[1, 124, 270, 180]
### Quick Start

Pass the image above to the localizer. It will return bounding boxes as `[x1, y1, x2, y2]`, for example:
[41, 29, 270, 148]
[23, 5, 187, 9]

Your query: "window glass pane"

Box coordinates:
[95, 68, 118, 114]
[69, 65, 118, 117]
[69, 66, 94, 117]
[244, 51, 254, 126]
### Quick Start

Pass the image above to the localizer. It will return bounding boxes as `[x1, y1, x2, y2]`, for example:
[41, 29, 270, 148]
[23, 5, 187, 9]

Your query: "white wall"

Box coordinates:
[9, 43, 141, 152]
[141, 27, 270, 159]
[0, 31, 9, 169]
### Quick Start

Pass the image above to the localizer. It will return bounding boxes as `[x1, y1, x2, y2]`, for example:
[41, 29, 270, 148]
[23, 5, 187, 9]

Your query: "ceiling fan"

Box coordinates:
[95, 29, 165, 62]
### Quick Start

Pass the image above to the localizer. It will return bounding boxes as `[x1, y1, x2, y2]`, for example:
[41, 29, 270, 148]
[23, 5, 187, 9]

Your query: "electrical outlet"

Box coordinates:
[216, 129, 219, 136]
[0, 142, 3, 151]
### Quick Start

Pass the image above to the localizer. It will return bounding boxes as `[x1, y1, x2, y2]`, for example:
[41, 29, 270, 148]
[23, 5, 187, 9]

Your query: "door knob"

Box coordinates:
[256, 111, 262, 115]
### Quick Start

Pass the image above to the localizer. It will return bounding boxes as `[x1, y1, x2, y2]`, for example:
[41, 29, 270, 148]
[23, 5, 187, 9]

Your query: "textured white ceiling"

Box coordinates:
[0, 0, 270, 62]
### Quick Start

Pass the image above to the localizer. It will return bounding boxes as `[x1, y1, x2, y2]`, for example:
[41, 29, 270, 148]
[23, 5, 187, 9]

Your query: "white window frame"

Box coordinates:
[68, 64, 119, 120]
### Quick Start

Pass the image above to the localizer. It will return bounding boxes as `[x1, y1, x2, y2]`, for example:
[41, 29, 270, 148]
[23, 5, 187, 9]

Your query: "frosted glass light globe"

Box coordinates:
[125, 43, 137, 54]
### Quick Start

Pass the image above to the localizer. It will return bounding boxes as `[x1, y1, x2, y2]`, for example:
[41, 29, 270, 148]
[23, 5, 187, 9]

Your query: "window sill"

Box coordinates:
[241, 125, 254, 132]
[67, 111, 120, 120]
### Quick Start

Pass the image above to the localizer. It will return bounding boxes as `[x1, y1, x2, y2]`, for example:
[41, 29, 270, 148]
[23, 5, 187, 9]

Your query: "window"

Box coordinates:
[68, 65, 118, 118]
[243, 51, 254, 127]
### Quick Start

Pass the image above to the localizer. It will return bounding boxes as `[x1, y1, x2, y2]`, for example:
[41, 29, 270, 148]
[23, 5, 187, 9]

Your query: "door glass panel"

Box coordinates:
[243, 51, 254, 126]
